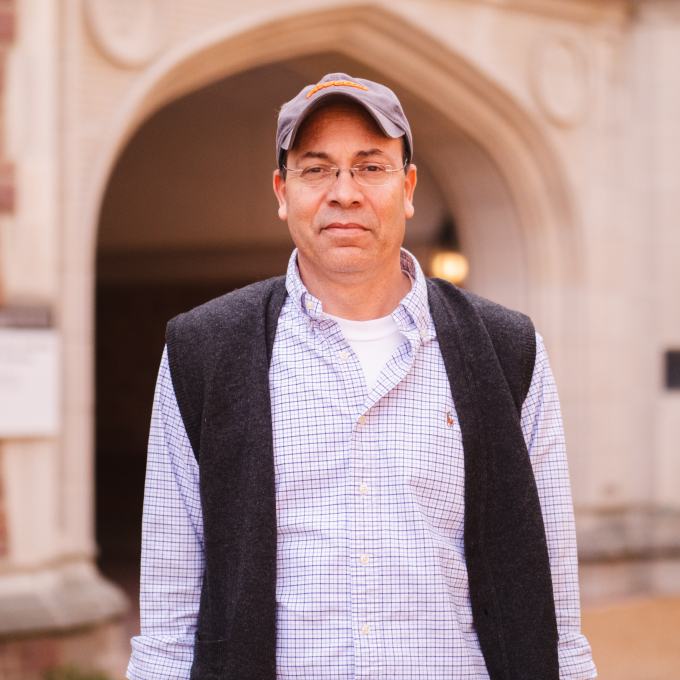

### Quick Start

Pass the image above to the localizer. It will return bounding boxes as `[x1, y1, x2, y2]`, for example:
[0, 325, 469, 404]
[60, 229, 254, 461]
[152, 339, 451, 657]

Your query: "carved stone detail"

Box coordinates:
[530, 32, 592, 128]
[85, 0, 173, 68]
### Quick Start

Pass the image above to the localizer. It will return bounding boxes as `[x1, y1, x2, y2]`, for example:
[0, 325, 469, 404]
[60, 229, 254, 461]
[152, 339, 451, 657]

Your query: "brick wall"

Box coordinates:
[0, 620, 130, 680]
[0, 0, 15, 559]
[0, 0, 14, 219]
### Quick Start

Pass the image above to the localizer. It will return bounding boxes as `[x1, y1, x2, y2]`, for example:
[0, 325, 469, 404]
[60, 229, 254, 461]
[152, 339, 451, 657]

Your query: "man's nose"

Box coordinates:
[326, 167, 363, 207]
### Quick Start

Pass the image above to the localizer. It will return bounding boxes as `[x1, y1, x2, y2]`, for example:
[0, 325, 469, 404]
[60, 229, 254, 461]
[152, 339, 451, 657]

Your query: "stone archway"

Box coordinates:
[61, 3, 581, 600]
[82, 5, 578, 318]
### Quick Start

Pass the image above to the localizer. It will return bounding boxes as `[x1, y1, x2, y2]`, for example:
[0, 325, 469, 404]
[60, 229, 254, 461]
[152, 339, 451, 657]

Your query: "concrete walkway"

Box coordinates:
[582, 596, 680, 680]
[102, 558, 680, 680]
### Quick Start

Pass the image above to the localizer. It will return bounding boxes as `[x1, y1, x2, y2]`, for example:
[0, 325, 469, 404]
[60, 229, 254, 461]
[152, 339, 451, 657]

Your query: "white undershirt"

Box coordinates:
[323, 313, 407, 391]
[321, 273, 412, 391]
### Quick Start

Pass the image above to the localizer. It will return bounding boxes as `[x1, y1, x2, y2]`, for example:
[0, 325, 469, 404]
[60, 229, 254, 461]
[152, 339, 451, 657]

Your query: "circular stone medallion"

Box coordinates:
[85, 0, 173, 68]
[531, 33, 592, 128]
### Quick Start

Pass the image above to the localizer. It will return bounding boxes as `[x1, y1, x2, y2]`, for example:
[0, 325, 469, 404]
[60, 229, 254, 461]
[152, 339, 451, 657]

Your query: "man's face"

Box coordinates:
[273, 102, 417, 281]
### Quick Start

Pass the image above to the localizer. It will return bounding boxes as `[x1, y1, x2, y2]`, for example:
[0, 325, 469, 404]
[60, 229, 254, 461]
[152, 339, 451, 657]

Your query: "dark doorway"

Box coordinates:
[95, 280, 255, 564]
[95, 280, 258, 640]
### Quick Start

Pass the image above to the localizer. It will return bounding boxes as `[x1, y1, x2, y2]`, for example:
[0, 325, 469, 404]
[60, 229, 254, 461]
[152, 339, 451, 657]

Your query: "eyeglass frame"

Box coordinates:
[280, 161, 411, 187]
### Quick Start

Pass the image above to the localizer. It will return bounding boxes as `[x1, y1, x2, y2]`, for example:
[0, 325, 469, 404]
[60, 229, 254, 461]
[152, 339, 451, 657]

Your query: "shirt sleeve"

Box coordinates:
[521, 334, 597, 680]
[127, 346, 204, 680]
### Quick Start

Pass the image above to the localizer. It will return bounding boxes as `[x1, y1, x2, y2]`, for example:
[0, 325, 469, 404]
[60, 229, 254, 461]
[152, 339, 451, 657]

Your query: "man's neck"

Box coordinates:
[297, 254, 412, 321]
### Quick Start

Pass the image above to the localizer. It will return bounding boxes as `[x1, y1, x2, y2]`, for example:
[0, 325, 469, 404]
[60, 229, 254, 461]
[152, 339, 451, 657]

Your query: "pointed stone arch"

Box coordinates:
[84, 4, 578, 312]
[61, 3, 583, 569]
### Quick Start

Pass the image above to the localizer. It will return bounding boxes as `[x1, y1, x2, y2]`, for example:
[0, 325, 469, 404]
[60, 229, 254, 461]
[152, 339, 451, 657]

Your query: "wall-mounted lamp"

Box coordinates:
[431, 251, 469, 285]
[430, 215, 469, 286]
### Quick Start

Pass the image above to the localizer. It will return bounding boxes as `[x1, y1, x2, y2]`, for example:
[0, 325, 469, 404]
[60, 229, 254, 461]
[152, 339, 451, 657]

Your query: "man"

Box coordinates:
[127, 74, 596, 680]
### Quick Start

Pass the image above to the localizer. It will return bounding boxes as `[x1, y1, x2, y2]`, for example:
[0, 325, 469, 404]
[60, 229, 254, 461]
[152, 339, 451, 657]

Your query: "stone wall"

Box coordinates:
[0, 0, 15, 561]
[0, 0, 678, 675]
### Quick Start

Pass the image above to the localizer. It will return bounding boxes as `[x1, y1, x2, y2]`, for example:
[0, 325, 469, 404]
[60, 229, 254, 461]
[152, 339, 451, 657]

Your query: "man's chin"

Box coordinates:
[314, 245, 374, 275]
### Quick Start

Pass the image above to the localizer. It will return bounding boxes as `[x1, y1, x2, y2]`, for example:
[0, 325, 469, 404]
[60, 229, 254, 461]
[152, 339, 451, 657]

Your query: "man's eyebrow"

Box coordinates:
[299, 149, 387, 160]
[355, 148, 387, 158]
[300, 151, 332, 160]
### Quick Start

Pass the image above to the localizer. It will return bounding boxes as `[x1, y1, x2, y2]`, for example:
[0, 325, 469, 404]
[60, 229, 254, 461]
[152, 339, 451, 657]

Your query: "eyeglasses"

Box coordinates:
[282, 162, 408, 187]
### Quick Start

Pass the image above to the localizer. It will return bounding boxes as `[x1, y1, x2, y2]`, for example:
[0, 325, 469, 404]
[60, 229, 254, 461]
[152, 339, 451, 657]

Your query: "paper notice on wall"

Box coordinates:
[0, 329, 60, 437]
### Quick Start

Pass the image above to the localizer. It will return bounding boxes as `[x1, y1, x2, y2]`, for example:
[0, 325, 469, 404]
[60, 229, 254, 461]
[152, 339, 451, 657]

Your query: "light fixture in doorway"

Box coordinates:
[430, 215, 468, 286]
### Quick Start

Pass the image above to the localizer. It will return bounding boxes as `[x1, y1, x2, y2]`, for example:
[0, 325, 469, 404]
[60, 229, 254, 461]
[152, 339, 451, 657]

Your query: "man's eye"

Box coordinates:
[359, 164, 385, 172]
[302, 165, 330, 175]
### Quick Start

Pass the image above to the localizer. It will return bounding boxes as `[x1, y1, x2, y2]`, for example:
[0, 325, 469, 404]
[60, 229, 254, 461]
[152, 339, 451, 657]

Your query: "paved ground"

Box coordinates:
[102, 559, 680, 680]
[582, 596, 680, 680]
[99, 561, 140, 646]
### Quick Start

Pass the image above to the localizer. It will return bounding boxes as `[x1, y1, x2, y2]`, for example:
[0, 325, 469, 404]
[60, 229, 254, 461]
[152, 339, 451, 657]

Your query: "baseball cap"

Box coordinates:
[276, 73, 413, 167]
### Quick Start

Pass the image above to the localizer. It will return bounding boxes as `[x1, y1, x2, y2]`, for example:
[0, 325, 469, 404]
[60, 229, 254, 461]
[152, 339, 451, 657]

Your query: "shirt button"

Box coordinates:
[361, 624, 371, 635]
[339, 351, 349, 361]
[420, 328, 426, 338]
[360, 554, 370, 565]
[305, 299, 313, 310]
[358, 416, 366, 425]
[359, 483, 368, 495]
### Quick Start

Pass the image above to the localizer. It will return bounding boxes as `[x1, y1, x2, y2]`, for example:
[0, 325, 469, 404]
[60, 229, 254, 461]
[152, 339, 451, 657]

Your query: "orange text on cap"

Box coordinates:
[306, 80, 369, 99]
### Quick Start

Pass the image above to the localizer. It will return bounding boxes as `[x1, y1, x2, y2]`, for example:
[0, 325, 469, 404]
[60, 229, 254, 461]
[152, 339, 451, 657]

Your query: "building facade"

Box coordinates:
[0, 0, 678, 677]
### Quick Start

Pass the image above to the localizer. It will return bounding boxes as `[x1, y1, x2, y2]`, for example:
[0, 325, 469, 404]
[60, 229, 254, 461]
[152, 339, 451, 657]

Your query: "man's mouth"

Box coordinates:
[322, 223, 369, 236]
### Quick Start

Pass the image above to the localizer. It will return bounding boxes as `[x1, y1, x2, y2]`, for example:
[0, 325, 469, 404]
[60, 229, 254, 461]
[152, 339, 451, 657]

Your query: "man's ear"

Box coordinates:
[273, 169, 288, 221]
[404, 164, 417, 219]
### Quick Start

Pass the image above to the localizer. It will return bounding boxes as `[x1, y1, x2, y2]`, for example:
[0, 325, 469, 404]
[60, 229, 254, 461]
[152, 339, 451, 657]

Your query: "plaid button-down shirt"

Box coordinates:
[127, 249, 596, 680]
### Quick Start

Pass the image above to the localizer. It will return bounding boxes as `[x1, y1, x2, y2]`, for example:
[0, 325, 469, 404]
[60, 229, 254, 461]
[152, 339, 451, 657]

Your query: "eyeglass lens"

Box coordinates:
[288, 164, 402, 187]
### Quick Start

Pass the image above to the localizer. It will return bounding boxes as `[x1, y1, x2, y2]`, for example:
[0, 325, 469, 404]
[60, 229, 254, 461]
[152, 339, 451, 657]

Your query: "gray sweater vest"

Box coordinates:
[165, 276, 558, 680]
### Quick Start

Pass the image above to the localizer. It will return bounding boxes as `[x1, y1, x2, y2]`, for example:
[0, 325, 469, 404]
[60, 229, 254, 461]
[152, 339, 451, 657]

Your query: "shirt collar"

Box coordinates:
[285, 249, 323, 320]
[285, 247, 433, 338]
[395, 248, 432, 341]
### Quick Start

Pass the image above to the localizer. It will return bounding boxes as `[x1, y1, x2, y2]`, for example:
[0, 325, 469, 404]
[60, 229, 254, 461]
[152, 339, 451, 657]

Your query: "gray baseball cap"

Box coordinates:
[276, 73, 413, 167]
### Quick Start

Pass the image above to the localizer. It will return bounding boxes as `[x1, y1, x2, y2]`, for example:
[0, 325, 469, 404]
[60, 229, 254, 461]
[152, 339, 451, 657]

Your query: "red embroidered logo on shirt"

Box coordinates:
[446, 411, 454, 427]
